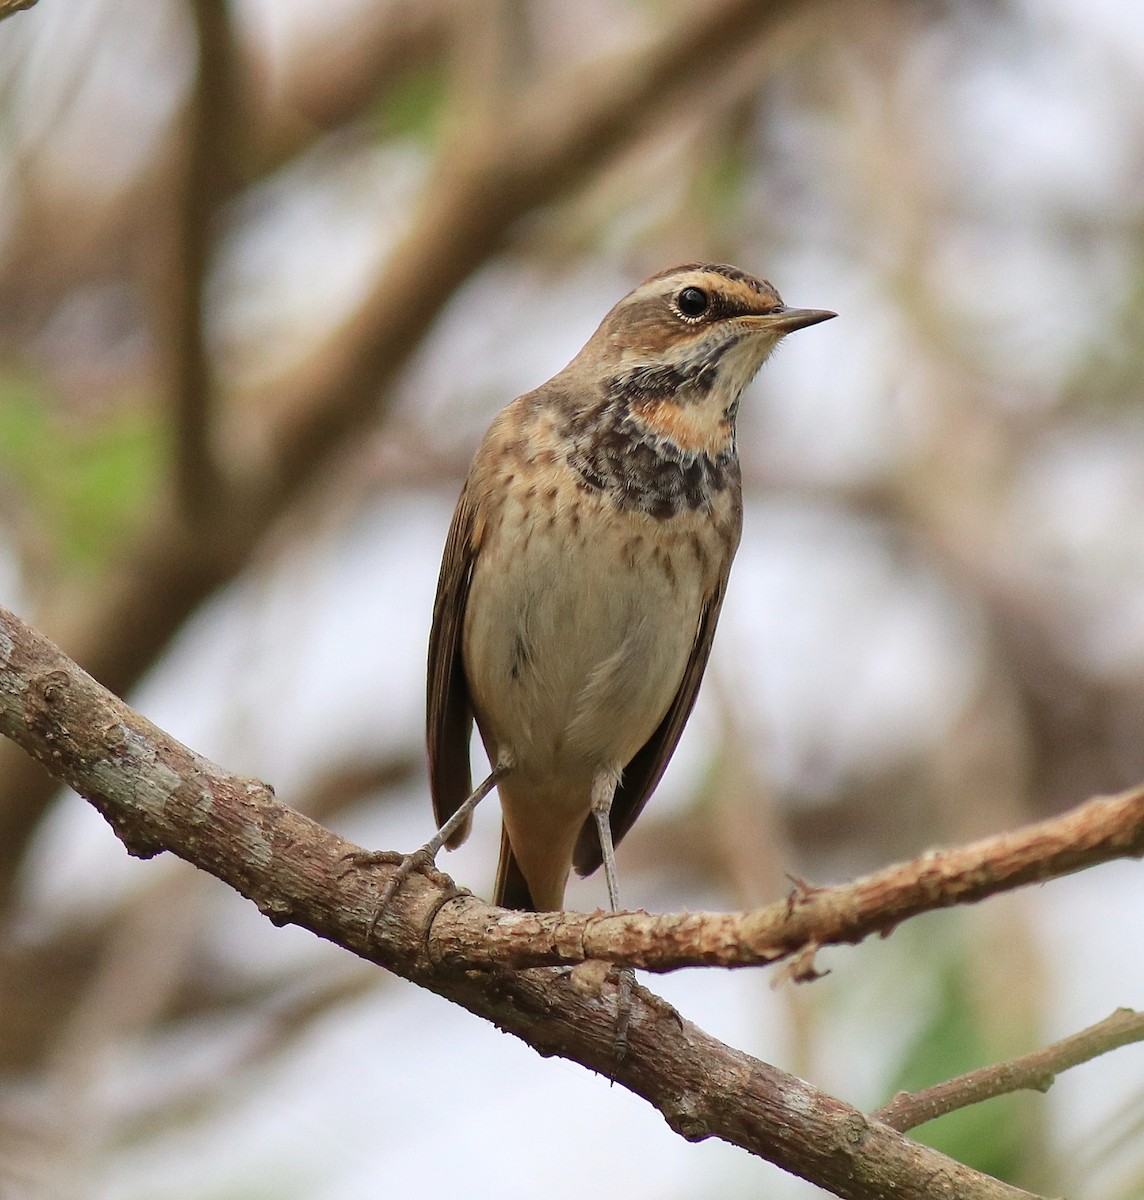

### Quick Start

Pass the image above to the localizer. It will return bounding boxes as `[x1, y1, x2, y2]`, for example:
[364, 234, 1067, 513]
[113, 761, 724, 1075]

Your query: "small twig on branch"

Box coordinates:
[0, 604, 1046, 1198]
[874, 1007, 1144, 1133]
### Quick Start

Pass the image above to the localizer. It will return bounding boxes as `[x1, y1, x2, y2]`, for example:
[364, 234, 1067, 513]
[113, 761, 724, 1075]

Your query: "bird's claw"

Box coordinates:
[337, 845, 440, 942]
[335, 847, 402, 879]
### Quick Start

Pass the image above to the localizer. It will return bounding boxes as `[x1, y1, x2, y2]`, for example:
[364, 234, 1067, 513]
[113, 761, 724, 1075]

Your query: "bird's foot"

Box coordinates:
[574, 959, 635, 1074]
[337, 843, 441, 941]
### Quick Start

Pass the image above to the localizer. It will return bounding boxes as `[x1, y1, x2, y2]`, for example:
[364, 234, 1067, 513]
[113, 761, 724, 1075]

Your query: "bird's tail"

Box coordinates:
[493, 825, 536, 910]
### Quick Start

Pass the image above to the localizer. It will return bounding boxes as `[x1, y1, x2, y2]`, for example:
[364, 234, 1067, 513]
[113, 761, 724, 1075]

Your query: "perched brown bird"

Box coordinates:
[416, 263, 835, 917]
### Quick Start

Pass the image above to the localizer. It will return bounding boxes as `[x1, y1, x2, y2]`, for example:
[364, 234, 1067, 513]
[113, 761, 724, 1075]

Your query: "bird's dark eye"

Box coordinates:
[676, 286, 710, 318]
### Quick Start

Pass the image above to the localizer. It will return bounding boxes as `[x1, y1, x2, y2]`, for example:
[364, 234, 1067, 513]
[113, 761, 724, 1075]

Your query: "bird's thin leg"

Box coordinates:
[424, 764, 508, 863]
[591, 770, 633, 1065]
[343, 764, 510, 930]
[591, 779, 623, 913]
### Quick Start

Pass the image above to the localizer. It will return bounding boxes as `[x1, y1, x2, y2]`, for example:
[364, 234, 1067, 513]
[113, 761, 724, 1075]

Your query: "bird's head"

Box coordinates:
[570, 263, 835, 456]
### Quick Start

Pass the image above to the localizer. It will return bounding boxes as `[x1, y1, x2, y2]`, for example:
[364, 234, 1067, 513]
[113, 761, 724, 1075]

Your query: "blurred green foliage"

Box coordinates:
[0, 372, 160, 570]
[374, 64, 448, 143]
[888, 939, 1037, 1186]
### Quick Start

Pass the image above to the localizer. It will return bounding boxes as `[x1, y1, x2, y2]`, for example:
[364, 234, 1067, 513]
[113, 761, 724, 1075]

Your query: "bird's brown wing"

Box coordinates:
[573, 580, 728, 877]
[427, 482, 478, 846]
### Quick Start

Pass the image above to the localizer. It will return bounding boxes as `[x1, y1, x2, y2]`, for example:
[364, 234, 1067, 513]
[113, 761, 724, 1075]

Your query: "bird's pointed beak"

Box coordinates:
[765, 307, 838, 334]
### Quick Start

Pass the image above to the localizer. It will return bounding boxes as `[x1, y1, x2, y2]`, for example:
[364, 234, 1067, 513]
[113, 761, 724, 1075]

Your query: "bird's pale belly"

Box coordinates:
[463, 482, 718, 809]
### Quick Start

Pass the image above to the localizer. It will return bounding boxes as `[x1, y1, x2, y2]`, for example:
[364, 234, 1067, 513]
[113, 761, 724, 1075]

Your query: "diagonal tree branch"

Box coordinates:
[0, 605, 1044, 1199]
[247, 0, 451, 179]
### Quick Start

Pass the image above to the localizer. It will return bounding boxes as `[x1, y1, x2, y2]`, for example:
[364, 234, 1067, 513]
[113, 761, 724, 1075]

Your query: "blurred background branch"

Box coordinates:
[0, 0, 36, 22]
[158, 0, 241, 517]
